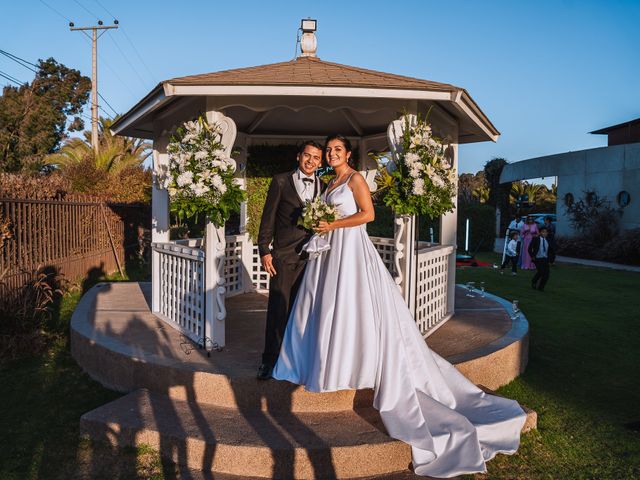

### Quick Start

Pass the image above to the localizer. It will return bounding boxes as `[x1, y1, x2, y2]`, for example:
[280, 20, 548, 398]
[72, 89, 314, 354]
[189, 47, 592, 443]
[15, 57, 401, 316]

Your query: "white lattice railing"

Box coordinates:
[369, 236, 397, 276]
[224, 236, 243, 296]
[153, 235, 453, 341]
[152, 242, 205, 343]
[414, 244, 455, 335]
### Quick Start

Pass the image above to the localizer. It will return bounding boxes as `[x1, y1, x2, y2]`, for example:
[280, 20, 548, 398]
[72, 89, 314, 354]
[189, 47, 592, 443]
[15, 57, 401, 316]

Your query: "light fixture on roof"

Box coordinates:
[301, 18, 317, 33]
[299, 18, 318, 58]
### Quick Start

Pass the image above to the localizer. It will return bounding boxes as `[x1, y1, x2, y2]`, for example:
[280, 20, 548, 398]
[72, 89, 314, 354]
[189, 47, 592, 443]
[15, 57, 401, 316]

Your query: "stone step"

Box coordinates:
[80, 389, 412, 479]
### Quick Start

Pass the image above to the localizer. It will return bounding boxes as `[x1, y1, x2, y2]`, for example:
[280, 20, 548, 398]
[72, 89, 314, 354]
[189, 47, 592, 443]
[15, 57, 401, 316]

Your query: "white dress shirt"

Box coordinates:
[293, 169, 316, 202]
[536, 237, 548, 259]
[508, 220, 524, 231]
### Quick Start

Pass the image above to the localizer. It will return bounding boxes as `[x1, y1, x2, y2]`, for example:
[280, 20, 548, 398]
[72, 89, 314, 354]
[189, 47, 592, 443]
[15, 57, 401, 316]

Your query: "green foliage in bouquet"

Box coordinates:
[297, 197, 338, 230]
[375, 114, 456, 219]
[162, 116, 246, 227]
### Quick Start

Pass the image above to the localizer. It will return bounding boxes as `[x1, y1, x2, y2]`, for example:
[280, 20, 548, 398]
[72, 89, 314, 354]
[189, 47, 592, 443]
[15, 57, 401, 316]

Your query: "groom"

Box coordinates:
[256, 141, 323, 380]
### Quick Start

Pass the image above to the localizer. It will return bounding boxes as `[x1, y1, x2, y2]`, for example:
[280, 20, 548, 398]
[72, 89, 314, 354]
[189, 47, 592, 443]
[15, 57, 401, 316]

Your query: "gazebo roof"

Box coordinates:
[165, 57, 457, 92]
[111, 56, 499, 143]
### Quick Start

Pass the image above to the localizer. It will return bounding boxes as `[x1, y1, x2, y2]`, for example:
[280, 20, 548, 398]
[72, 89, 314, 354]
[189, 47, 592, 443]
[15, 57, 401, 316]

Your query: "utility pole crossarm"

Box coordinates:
[70, 23, 119, 155]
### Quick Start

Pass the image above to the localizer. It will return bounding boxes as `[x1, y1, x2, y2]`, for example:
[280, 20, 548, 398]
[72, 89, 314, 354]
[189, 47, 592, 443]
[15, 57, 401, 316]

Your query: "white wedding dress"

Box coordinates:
[272, 178, 526, 478]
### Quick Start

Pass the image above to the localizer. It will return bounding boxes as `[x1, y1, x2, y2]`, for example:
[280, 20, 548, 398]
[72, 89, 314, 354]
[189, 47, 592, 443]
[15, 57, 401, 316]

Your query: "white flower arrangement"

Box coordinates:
[376, 113, 456, 219]
[297, 196, 339, 230]
[159, 116, 245, 226]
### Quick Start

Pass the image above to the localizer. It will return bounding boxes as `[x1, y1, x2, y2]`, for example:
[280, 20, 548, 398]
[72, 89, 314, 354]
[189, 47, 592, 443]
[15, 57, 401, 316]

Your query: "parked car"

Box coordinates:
[529, 213, 556, 228]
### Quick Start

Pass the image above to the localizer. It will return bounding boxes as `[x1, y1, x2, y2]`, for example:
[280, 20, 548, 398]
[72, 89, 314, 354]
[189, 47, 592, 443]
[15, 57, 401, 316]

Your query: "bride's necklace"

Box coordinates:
[331, 169, 354, 188]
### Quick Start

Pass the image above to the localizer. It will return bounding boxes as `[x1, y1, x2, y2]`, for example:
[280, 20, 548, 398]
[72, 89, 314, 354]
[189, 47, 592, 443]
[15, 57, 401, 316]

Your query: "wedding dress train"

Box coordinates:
[272, 179, 526, 478]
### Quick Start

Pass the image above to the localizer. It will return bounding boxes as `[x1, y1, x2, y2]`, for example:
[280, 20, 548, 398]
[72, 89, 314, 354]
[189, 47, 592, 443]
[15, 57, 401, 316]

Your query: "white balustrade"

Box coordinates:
[414, 244, 455, 335]
[152, 242, 205, 344]
[152, 233, 454, 343]
[224, 235, 243, 296]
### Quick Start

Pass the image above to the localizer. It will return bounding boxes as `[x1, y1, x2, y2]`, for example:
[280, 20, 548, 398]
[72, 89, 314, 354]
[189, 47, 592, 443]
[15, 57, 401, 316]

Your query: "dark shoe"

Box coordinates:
[531, 282, 537, 290]
[257, 363, 273, 381]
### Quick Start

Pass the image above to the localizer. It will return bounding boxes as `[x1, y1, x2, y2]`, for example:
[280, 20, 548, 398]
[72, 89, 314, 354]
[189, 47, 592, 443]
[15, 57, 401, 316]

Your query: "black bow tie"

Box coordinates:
[302, 178, 314, 184]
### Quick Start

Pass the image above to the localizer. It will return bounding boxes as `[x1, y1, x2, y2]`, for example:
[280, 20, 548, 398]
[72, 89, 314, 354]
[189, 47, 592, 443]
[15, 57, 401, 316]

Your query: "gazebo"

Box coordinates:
[111, 26, 499, 349]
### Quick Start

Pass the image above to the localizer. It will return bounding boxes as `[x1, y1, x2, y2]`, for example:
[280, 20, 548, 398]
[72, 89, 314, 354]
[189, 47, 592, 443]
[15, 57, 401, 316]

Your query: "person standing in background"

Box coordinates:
[529, 226, 555, 291]
[520, 216, 539, 270]
[501, 231, 519, 275]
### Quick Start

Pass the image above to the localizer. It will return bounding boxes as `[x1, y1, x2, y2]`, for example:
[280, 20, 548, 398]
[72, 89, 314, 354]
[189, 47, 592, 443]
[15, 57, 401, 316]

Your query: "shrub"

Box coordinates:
[0, 172, 70, 198]
[246, 144, 300, 242]
[556, 228, 640, 266]
[565, 190, 621, 246]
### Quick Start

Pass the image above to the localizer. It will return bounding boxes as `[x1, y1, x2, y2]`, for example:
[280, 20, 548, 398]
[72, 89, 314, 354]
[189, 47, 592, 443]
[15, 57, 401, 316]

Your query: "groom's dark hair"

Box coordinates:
[297, 140, 323, 155]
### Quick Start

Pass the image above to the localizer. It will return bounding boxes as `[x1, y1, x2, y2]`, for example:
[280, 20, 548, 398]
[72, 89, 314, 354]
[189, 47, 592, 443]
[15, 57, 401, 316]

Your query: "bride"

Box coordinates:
[272, 134, 526, 478]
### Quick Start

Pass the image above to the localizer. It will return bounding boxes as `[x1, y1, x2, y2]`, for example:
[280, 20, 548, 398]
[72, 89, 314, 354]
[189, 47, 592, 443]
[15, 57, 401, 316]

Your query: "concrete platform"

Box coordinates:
[71, 282, 533, 479]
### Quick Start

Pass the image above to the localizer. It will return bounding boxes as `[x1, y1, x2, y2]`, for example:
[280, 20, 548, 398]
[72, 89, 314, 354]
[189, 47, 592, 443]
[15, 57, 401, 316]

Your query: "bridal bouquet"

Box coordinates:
[298, 197, 339, 259]
[159, 115, 245, 227]
[376, 113, 456, 219]
[297, 196, 339, 230]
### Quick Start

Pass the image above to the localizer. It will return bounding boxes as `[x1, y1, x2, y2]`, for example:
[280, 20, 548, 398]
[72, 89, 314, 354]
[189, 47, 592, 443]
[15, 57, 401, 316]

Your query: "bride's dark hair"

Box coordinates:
[324, 134, 356, 168]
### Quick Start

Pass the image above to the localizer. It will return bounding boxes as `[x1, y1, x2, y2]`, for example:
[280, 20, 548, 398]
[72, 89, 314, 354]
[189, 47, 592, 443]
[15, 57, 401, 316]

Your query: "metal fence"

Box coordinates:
[0, 194, 133, 304]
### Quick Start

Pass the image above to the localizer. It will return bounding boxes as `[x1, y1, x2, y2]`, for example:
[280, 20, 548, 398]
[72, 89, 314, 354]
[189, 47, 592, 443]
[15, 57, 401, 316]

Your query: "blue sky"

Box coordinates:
[2, 0, 639, 175]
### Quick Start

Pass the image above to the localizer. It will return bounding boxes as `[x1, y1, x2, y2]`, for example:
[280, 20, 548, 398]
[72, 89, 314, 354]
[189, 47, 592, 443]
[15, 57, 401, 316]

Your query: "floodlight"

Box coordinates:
[301, 19, 317, 32]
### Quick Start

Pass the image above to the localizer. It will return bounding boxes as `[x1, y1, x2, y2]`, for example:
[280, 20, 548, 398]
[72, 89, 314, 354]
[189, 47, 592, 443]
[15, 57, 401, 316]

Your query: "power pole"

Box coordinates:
[70, 21, 118, 154]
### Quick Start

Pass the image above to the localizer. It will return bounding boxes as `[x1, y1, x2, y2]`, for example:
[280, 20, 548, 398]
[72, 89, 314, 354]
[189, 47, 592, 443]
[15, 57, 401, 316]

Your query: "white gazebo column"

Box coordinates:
[394, 214, 417, 313]
[440, 142, 459, 315]
[151, 135, 170, 313]
[234, 132, 254, 294]
[203, 108, 238, 349]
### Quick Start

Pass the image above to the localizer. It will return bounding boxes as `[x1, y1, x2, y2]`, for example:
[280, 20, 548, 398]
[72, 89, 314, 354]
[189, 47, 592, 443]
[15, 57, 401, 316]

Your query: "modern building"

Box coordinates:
[500, 117, 640, 236]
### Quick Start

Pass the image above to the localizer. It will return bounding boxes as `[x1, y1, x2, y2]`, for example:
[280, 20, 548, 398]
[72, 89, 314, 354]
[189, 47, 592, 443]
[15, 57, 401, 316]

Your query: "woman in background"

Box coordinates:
[519, 216, 539, 269]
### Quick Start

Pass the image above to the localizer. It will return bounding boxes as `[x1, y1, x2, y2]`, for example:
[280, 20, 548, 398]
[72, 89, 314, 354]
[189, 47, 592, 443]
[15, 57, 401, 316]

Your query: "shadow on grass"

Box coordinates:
[0, 255, 154, 479]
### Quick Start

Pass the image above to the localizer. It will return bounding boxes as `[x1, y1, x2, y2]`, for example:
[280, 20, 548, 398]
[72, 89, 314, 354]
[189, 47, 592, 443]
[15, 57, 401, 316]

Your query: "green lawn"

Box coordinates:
[1, 257, 639, 479]
[0, 265, 165, 480]
[458, 253, 640, 479]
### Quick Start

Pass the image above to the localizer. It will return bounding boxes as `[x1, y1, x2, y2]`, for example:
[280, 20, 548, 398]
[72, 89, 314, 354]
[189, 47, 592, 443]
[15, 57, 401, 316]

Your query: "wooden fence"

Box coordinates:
[0, 194, 146, 302]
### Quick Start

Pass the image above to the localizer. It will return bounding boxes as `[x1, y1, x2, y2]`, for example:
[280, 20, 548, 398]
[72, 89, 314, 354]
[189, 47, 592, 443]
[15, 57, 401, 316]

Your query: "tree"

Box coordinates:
[45, 116, 152, 202]
[46, 116, 150, 174]
[484, 157, 512, 233]
[458, 171, 487, 204]
[0, 58, 91, 172]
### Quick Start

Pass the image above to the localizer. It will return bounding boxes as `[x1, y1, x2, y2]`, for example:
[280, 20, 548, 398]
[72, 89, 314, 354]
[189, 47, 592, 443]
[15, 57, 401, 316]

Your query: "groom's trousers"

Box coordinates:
[262, 257, 307, 366]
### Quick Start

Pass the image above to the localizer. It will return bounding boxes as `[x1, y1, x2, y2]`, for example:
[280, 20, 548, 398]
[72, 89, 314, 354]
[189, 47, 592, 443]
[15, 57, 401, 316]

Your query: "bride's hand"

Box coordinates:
[314, 220, 334, 235]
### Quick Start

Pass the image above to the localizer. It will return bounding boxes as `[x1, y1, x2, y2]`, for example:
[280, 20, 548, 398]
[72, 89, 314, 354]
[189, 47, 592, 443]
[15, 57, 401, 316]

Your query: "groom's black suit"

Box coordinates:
[258, 170, 322, 366]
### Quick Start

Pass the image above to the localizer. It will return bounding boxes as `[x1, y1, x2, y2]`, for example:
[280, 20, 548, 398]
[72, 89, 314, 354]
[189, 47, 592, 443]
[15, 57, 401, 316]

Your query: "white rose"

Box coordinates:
[176, 171, 194, 187]
[405, 152, 420, 166]
[413, 178, 425, 196]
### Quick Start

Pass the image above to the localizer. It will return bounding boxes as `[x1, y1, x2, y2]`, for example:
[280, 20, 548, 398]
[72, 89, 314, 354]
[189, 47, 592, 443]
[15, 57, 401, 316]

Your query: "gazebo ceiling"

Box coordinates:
[111, 56, 499, 144]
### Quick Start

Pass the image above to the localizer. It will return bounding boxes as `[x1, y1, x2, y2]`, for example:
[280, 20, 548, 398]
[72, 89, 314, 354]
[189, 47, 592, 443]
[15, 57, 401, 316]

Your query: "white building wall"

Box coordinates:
[501, 143, 640, 237]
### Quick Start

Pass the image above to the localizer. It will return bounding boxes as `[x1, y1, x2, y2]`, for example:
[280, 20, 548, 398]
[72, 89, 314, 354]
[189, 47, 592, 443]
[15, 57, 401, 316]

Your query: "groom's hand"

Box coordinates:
[261, 254, 277, 277]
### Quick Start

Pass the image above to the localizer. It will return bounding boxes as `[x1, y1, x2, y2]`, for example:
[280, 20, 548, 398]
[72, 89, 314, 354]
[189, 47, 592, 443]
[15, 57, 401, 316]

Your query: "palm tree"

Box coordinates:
[472, 185, 490, 204]
[45, 116, 151, 174]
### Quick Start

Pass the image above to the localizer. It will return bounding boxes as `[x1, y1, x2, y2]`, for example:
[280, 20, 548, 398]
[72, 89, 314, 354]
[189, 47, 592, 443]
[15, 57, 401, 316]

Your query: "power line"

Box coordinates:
[91, 1, 157, 82]
[38, 0, 73, 22]
[106, 30, 149, 89]
[97, 91, 118, 117]
[79, 33, 136, 97]
[0, 49, 38, 72]
[92, 0, 116, 19]
[0, 70, 24, 86]
[71, 0, 101, 21]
